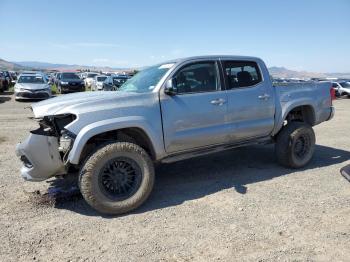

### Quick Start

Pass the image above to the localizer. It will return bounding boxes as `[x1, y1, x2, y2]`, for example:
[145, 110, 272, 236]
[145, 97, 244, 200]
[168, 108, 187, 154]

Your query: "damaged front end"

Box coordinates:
[16, 114, 77, 181]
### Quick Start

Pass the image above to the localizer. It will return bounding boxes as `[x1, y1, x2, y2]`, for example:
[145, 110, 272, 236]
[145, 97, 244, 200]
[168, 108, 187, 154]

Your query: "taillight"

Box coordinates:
[330, 87, 336, 102]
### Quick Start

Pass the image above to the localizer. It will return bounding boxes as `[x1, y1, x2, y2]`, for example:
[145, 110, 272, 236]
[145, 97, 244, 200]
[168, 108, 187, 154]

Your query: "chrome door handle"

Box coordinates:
[210, 98, 226, 106]
[258, 94, 270, 100]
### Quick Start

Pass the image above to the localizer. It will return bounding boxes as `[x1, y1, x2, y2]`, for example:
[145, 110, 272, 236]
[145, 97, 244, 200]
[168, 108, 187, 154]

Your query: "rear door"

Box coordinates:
[221, 60, 275, 142]
[160, 60, 229, 153]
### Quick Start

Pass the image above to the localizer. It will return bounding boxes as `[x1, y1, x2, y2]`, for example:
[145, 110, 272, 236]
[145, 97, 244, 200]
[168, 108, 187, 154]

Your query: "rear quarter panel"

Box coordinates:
[272, 81, 333, 135]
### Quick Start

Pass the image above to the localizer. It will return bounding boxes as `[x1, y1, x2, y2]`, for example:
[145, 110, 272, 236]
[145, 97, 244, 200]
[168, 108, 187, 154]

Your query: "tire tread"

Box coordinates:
[275, 122, 315, 168]
[79, 142, 154, 215]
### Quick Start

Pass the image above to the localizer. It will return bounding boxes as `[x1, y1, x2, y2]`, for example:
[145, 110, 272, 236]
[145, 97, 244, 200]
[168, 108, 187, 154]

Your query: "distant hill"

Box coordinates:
[14, 61, 128, 72]
[269, 66, 325, 79]
[0, 58, 31, 71]
[323, 72, 350, 79]
[269, 66, 350, 79]
[14, 61, 73, 69]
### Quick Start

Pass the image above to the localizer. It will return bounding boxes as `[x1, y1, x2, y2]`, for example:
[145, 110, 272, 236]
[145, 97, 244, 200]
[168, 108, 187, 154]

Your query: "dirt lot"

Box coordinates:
[0, 91, 349, 262]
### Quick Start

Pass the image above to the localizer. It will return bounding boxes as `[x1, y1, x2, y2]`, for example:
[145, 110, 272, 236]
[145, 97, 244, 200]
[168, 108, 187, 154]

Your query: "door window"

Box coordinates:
[223, 61, 262, 89]
[173, 62, 220, 94]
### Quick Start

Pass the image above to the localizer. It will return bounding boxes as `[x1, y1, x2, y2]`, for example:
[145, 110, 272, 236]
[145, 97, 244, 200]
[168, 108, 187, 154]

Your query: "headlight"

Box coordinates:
[61, 81, 69, 85]
[15, 86, 25, 91]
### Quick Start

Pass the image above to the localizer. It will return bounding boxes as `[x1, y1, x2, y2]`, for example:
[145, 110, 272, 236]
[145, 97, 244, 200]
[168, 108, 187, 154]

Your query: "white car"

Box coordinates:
[337, 81, 350, 97]
[14, 73, 52, 101]
[91, 75, 108, 91]
[84, 72, 99, 88]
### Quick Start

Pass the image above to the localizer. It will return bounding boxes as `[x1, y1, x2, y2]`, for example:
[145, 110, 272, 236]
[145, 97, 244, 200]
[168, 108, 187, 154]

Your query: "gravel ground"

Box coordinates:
[0, 92, 349, 262]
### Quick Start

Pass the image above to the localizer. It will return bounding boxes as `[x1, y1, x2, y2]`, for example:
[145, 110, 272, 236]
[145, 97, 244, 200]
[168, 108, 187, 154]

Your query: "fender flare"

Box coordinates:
[273, 98, 316, 136]
[67, 116, 164, 164]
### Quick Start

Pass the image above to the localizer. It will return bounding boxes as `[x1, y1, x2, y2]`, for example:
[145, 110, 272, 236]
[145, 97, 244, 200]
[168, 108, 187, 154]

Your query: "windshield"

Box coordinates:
[18, 75, 45, 84]
[87, 73, 98, 78]
[113, 77, 127, 84]
[61, 73, 80, 80]
[114, 76, 129, 79]
[340, 82, 350, 88]
[119, 63, 174, 93]
[97, 76, 107, 82]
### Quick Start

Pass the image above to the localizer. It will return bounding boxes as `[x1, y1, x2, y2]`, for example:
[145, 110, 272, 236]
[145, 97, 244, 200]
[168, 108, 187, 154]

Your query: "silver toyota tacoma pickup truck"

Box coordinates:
[16, 56, 335, 214]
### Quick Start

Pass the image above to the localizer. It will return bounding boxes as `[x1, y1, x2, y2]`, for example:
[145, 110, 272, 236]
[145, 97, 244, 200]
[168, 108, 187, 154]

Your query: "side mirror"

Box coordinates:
[164, 79, 177, 96]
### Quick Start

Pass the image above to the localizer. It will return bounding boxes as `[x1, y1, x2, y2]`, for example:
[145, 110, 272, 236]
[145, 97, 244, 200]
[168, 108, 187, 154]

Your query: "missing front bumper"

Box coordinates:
[16, 133, 66, 181]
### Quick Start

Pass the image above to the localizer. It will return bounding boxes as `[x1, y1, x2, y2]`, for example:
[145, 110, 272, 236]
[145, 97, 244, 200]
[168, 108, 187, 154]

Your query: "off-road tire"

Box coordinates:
[79, 142, 154, 215]
[275, 122, 315, 168]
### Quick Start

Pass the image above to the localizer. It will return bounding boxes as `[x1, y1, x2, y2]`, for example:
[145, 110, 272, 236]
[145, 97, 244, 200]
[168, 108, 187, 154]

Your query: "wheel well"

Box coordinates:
[285, 105, 315, 126]
[78, 127, 156, 164]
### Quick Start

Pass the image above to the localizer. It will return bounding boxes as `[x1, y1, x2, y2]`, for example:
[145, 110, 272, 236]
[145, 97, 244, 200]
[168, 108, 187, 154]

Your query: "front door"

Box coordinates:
[160, 61, 229, 153]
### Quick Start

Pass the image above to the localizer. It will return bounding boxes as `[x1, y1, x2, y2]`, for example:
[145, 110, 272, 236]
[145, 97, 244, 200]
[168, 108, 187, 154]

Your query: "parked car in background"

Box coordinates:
[332, 82, 342, 97]
[21, 71, 38, 75]
[9, 71, 17, 83]
[2, 71, 13, 87]
[16, 55, 335, 215]
[84, 72, 99, 88]
[337, 81, 350, 97]
[0, 72, 5, 92]
[57, 72, 85, 94]
[52, 72, 60, 86]
[79, 72, 86, 79]
[14, 73, 52, 100]
[102, 75, 130, 91]
[47, 73, 55, 84]
[91, 75, 108, 91]
[43, 73, 50, 83]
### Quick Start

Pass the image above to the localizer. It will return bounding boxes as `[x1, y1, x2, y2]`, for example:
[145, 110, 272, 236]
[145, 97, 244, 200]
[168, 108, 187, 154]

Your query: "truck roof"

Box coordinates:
[164, 55, 262, 64]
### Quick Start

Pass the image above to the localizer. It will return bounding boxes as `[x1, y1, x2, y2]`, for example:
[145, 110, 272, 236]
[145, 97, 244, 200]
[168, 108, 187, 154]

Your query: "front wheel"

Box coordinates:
[79, 142, 155, 215]
[275, 122, 315, 168]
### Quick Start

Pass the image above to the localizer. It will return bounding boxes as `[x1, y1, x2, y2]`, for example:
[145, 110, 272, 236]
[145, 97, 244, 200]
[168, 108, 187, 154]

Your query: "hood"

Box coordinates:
[31, 91, 139, 118]
[16, 83, 49, 90]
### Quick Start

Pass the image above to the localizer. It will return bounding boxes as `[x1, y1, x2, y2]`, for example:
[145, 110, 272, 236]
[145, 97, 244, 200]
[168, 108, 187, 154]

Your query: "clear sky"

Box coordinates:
[0, 0, 349, 72]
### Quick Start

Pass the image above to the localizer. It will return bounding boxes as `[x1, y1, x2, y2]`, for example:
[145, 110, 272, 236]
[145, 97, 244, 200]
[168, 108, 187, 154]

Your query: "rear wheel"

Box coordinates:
[275, 122, 315, 168]
[79, 142, 155, 215]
